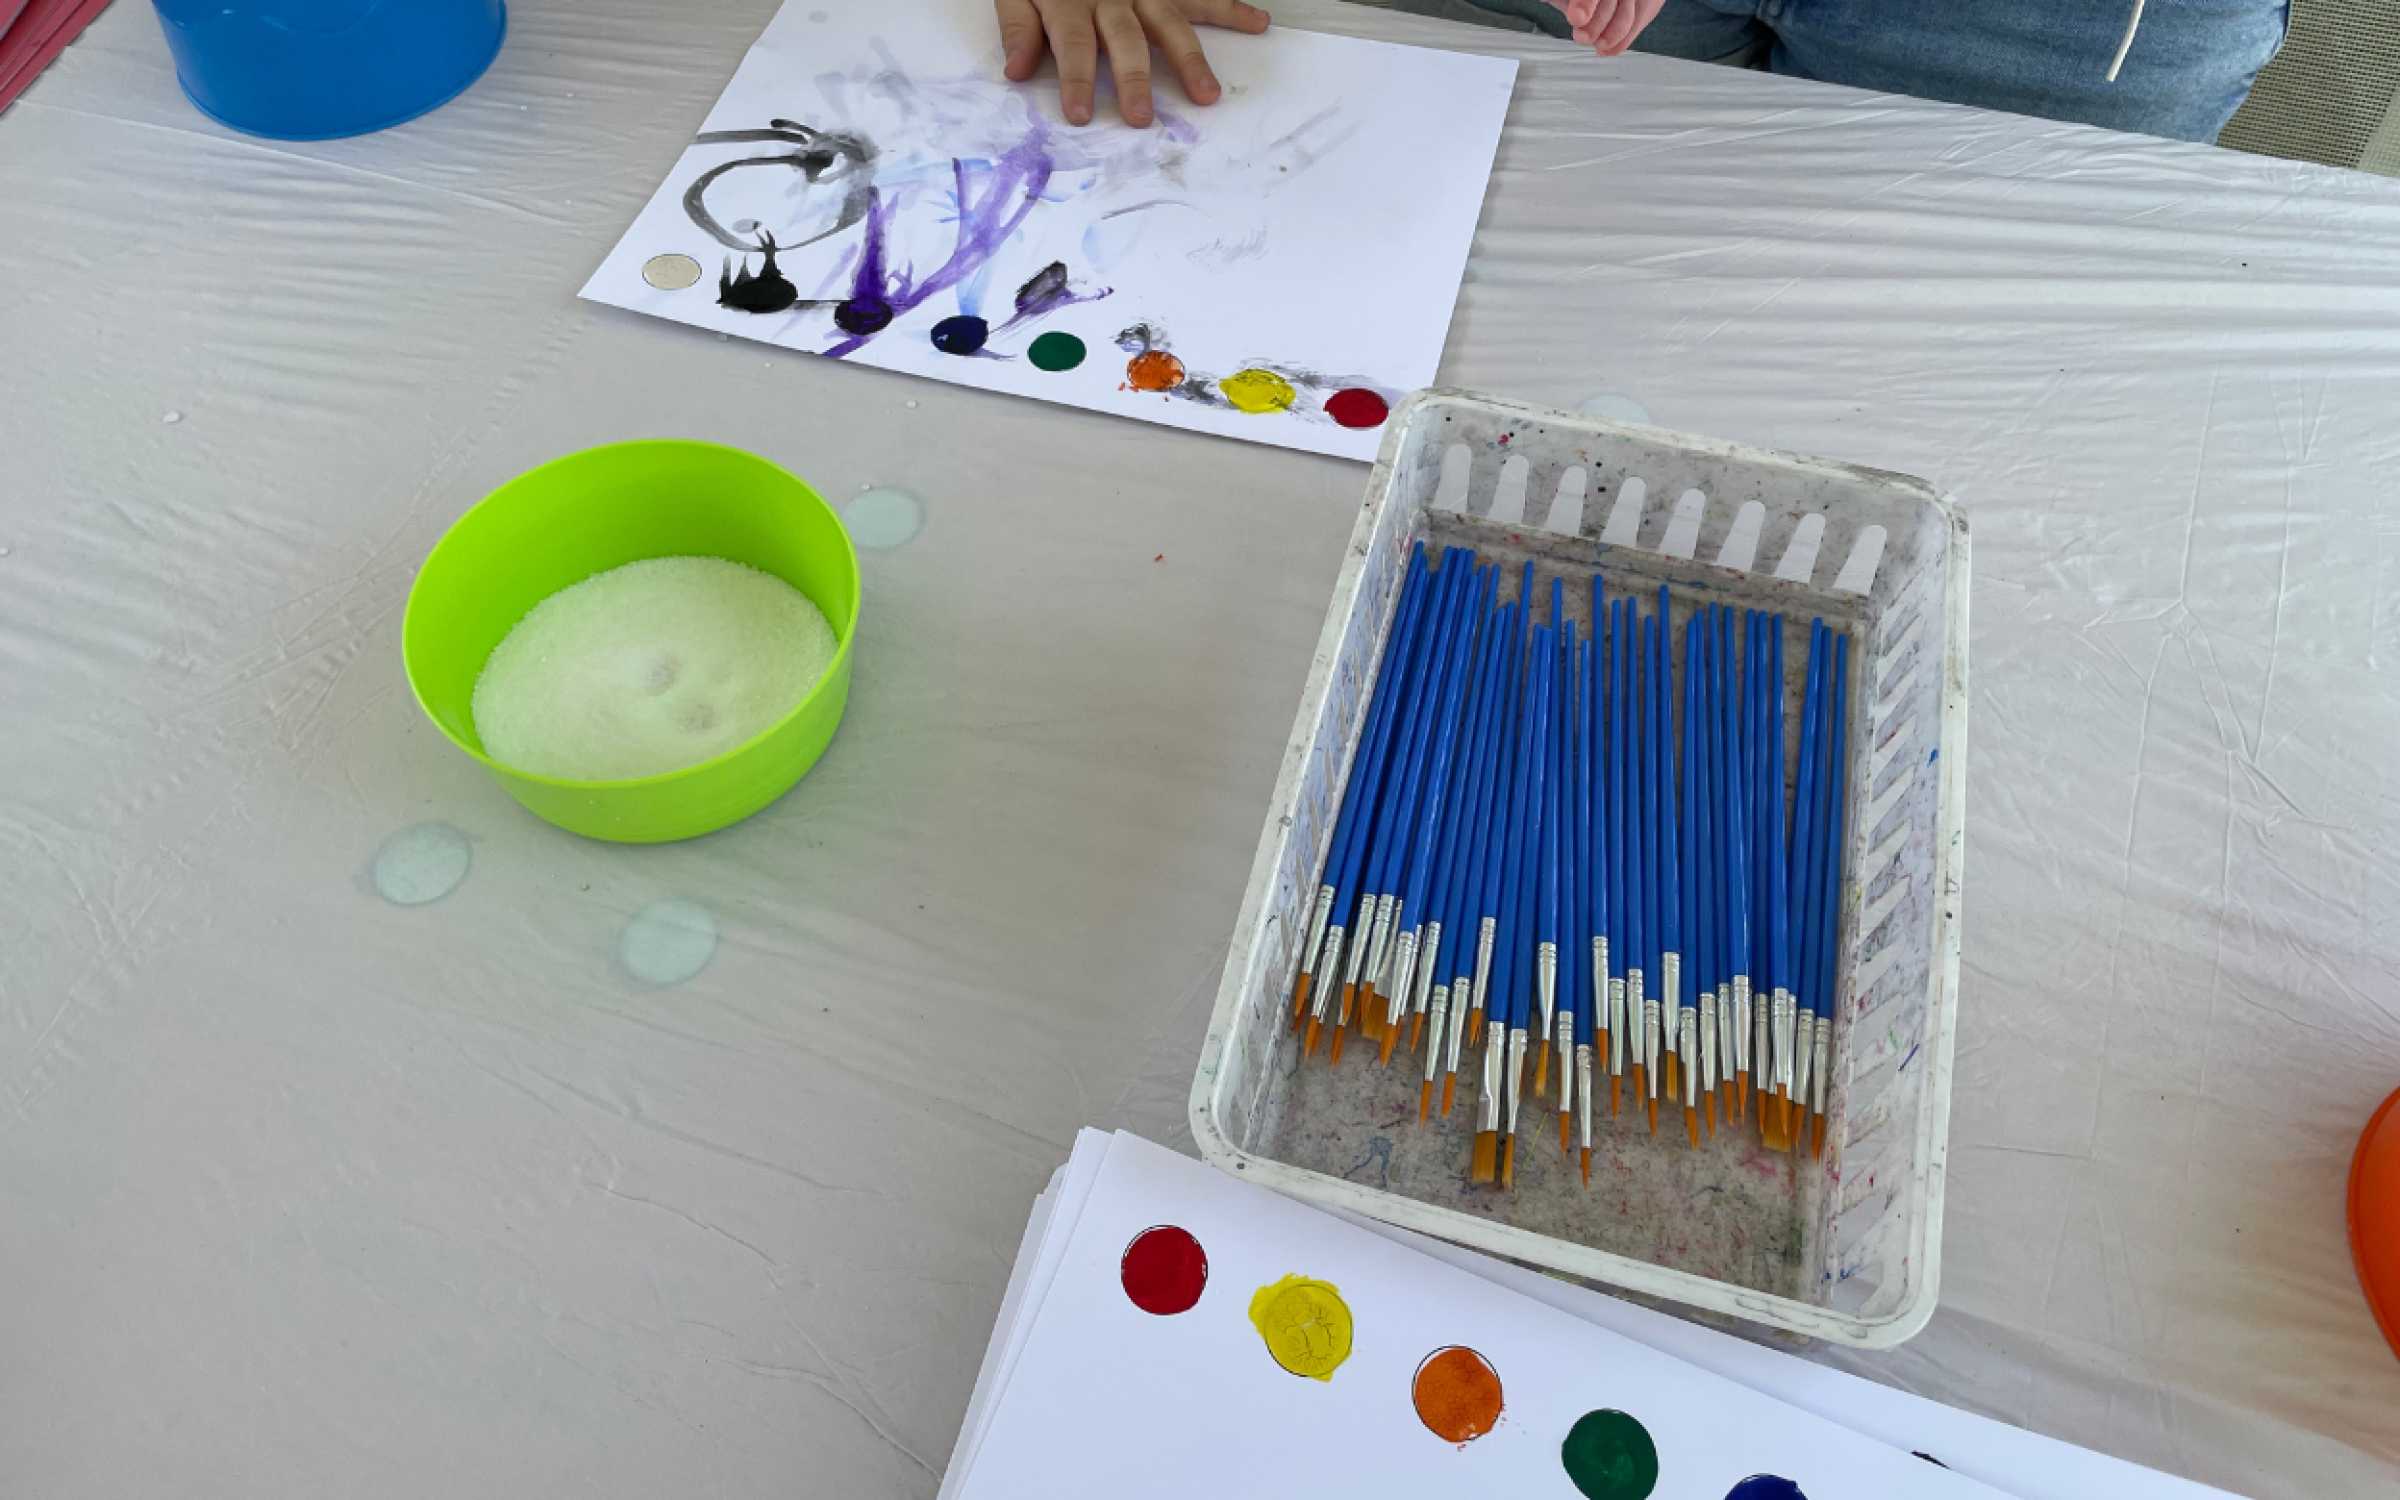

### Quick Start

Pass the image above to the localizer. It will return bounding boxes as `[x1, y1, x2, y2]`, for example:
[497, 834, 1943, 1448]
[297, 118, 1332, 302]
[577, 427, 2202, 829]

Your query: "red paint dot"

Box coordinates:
[1326, 388, 1390, 429]
[1121, 1225, 1208, 1315]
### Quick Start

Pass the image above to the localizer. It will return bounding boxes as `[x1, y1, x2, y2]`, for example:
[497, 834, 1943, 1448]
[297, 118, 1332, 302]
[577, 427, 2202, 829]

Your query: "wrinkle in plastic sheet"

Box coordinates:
[1, 2, 2397, 1498]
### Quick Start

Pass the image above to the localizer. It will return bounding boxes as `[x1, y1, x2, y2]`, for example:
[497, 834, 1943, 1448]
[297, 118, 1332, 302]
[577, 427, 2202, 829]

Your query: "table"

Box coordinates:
[5, 3, 2398, 1495]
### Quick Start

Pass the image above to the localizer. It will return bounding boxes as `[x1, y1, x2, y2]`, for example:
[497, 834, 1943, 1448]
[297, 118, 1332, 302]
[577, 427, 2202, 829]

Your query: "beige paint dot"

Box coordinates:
[642, 253, 703, 291]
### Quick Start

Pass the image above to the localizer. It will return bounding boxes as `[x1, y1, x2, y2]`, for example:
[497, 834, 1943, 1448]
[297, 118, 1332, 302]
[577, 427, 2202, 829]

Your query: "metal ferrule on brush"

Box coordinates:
[1342, 895, 1376, 991]
[1791, 1008, 1813, 1113]
[1732, 975, 1752, 1077]
[1474, 1019, 1504, 1132]
[1660, 952, 1682, 1061]
[1626, 967, 1646, 1069]
[1607, 976, 1627, 1076]
[1535, 941, 1557, 1042]
[1679, 1009, 1699, 1106]
[1469, 916, 1497, 1020]
[1716, 982, 1734, 1084]
[1811, 1014, 1831, 1119]
[1365, 893, 1397, 998]
[1771, 987, 1796, 1092]
[1444, 974, 1473, 1077]
[1505, 1028, 1528, 1138]
[1300, 884, 1335, 979]
[1308, 927, 1346, 1022]
[1424, 986, 1450, 1082]
[1555, 1011, 1574, 1110]
[1385, 929, 1419, 1030]
[1699, 987, 1719, 1096]
[1415, 922, 1443, 1019]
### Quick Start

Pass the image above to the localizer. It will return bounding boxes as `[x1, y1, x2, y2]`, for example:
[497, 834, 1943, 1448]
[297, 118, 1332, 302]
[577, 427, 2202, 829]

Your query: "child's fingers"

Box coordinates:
[995, 0, 1048, 80]
[1048, 3, 1101, 123]
[1595, 0, 1662, 54]
[1565, 0, 1608, 29]
[1139, 0, 1222, 104]
[1095, 0, 1156, 126]
[1185, 0, 1271, 35]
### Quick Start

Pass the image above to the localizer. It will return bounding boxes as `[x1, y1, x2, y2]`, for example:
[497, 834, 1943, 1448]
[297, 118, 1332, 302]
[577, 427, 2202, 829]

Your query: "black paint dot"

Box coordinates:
[836, 297, 893, 335]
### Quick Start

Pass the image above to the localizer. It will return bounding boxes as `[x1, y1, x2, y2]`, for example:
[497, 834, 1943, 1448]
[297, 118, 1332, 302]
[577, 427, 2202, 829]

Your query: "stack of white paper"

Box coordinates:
[944, 1131, 2243, 1500]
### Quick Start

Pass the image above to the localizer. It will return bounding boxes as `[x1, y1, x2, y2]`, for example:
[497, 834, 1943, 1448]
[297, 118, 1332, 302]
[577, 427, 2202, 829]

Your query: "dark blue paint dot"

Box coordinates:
[930, 315, 990, 356]
[1726, 1478, 1806, 1500]
[835, 297, 893, 335]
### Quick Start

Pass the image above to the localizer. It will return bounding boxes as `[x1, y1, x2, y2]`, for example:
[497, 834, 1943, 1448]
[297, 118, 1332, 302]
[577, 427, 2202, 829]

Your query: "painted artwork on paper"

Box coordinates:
[580, 0, 1517, 461]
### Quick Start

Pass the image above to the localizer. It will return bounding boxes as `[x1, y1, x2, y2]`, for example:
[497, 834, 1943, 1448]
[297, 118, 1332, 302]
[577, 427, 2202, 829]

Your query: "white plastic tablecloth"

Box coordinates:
[5, 3, 2397, 1496]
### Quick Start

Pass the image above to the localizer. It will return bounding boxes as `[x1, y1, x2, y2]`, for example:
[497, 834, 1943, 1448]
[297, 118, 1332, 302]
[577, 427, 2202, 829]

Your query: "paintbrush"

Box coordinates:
[1447, 596, 1517, 1116]
[1423, 585, 1507, 1119]
[1606, 596, 1629, 1118]
[1586, 577, 1613, 1133]
[1715, 604, 1746, 1122]
[1347, 550, 1469, 1061]
[1504, 621, 1556, 1189]
[1618, 598, 1651, 1130]
[1471, 588, 1533, 1186]
[1559, 625, 1584, 1153]
[1532, 580, 1564, 1096]
[1812, 631, 1849, 1158]
[1301, 546, 1432, 1057]
[1763, 615, 1797, 1150]
[1653, 595, 1696, 1149]
[1687, 608, 1717, 1140]
[1788, 621, 1829, 1150]
[1380, 561, 1487, 1065]
[1534, 592, 1562, 1101]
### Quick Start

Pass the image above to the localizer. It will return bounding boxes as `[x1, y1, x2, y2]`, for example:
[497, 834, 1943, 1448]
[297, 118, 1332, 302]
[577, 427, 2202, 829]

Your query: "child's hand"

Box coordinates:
[996, 0, 1272, 128]
[1553, 0, 1667, 56]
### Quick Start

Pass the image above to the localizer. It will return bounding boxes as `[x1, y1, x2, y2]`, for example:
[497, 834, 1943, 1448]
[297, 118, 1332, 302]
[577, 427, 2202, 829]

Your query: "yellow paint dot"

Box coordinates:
[1221, 368, 1298, 415]
[1248, 1274, 1354, 1380]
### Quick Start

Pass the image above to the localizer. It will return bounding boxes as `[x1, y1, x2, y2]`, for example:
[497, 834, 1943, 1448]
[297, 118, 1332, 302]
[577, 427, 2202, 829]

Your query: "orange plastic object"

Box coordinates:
[2350, 1084, 2400, 1361]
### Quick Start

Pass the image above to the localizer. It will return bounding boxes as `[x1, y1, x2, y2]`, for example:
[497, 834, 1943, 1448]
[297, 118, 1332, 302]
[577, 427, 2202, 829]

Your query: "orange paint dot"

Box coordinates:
[1413, 1346, 1503, 1444]
[1126, 350, 1186, 392]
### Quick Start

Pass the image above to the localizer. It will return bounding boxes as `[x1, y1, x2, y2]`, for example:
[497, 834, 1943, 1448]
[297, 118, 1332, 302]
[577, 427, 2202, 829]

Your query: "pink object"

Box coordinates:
[0, 0, 116, 114]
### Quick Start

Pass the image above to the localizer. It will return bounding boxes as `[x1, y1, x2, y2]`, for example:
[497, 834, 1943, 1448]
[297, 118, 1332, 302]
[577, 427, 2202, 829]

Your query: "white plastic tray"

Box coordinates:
[1190, 389, 1969, 1348]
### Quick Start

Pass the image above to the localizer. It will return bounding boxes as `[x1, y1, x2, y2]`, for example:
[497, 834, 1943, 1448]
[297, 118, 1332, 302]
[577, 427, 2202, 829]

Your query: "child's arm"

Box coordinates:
[996, 0, 1271, 128]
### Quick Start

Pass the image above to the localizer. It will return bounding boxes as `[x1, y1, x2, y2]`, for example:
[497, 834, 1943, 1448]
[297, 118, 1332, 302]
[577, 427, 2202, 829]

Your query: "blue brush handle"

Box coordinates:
[1361, 552, 1467, 908]
[1397, 566, 1490, 927]
[1324, 546, 1431, 922]
[1432, 578, 1502, 977]
[1791, 621, 1827, 1020]
[1820, 634, 1850, 1029]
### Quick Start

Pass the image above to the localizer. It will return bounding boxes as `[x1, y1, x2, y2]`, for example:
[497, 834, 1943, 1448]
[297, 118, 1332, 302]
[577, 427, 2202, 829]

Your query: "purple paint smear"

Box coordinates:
[822, 136, 1057, 358]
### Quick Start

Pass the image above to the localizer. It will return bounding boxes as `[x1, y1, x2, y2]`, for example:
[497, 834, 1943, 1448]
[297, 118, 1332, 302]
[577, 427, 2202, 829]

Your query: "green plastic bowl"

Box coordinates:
[402, 440, 860, 842]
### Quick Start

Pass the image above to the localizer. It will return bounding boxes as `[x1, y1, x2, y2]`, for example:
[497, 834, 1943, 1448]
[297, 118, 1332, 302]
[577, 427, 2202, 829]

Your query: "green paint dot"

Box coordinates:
[1561, 1409, 1659, 1500]
[1028, 331, 1086, 372]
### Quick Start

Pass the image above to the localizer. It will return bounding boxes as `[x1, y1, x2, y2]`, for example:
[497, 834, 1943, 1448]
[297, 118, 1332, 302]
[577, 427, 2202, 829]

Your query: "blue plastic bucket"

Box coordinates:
[152, 0, 506, 141]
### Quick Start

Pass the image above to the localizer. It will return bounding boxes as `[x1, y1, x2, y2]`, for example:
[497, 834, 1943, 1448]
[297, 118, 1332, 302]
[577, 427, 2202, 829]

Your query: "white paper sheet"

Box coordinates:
[954, 1133, 2008, 1500]
[579, 0, 1515, 461]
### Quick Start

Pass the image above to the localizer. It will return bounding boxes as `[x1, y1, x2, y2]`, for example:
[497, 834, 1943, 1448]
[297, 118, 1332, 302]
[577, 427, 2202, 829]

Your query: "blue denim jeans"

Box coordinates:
[1629, 0, 2289, 142]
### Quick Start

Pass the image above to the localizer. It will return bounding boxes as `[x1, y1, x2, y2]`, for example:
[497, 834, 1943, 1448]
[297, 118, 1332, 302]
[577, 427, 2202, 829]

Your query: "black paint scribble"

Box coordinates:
[684, 120, 878, 255]
[718, 234, 798, 313]
[1013, 263, 1077, 318]
[1913, 1453, 1951, 1469]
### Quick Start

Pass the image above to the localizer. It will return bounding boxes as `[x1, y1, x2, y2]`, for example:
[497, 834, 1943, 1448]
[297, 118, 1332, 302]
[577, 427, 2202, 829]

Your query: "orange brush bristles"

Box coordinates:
[1291, 972, 1312, 1029]
[1470, 1133, 1497, 1184]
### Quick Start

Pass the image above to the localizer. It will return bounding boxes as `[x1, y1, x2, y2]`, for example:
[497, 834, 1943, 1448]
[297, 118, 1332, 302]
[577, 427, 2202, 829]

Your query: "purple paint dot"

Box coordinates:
[835, 297, 893, 336]
[930, 315, 989, 356]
